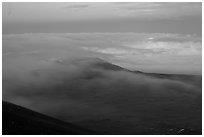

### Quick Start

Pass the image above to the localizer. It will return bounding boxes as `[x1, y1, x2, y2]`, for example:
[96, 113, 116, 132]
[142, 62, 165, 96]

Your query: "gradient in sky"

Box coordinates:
[2, 2, 202, 74]
[2, 2, 202, 35]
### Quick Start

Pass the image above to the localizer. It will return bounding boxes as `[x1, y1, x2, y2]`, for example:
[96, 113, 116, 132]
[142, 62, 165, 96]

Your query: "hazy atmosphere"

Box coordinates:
[3, 2, 202, 74]
[2, 2, 202, 135]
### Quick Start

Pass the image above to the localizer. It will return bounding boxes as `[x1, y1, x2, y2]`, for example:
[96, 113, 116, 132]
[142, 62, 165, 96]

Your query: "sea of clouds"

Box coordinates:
[2, 33, 202, 133]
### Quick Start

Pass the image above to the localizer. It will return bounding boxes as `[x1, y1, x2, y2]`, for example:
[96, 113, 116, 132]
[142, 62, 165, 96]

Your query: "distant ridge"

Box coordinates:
[50, 57, 201, 86]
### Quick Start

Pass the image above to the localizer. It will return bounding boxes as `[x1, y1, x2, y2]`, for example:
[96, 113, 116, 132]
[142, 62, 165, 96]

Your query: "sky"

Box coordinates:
[2, 2, 202, 75]
[2, 2, 202, 35]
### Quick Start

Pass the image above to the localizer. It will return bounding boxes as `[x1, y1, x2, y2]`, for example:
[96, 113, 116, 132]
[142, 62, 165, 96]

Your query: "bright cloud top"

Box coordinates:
[3, 33, 201, 75]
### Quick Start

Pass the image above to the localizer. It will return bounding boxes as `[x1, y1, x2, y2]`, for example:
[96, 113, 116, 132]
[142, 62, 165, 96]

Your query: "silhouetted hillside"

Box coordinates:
[2, 101, 96, 135]
[3, 100, 201, 135]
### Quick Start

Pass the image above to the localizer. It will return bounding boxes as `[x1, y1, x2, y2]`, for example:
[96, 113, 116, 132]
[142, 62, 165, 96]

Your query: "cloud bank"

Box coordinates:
[2, 33, 202, 133]
[3, 33, 201, 74]
[3, 56, 201, 133]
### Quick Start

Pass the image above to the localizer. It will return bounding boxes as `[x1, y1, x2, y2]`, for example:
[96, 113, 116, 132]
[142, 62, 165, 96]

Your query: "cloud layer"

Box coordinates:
[3, 33, 202, 133]
[3, 33, 201, 74]
[3, 56, 202, 133]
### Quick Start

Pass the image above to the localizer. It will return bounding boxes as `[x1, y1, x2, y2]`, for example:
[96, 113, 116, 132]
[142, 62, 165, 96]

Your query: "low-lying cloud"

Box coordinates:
[3, 33, 202, 74]
[2, 33, 202, 133]
[3, 56, 201, 129]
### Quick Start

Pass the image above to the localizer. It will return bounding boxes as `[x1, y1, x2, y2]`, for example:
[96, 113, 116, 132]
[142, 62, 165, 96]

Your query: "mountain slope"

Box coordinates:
[3, 100, 201, 135]
[2, 101, 97, 135]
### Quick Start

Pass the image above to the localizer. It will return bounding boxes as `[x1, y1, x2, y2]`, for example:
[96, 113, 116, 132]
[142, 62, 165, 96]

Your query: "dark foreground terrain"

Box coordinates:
[2, 101, 96, 135]
[2, 101, 202, 135]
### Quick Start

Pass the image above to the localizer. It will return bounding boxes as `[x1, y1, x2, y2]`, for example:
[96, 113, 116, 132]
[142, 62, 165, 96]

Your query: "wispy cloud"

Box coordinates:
[112, 2, 135, 5]
[114, 2, 201, 18]
[62, 4, 89, 10]
[3, 3, 201, 23]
